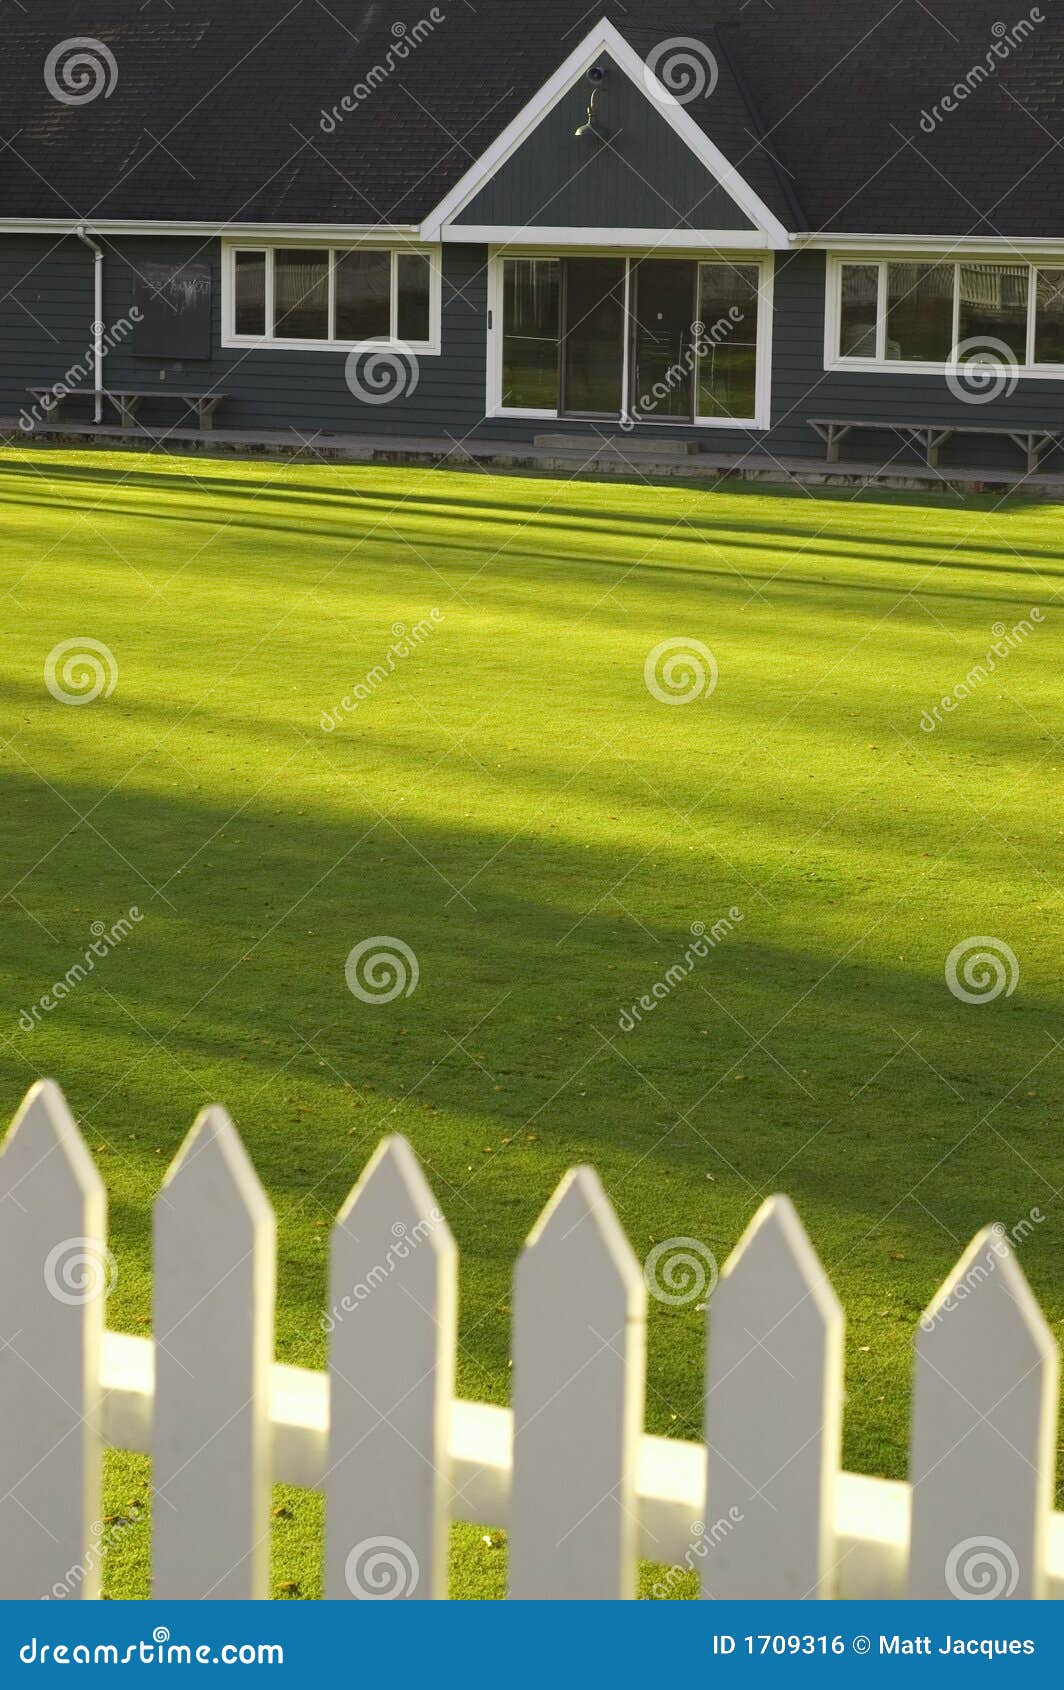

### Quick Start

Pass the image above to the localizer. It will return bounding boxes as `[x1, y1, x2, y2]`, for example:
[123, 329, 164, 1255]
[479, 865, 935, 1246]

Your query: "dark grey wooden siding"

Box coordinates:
[453, 59, 756, 232]
[2, 236, 1063, 472]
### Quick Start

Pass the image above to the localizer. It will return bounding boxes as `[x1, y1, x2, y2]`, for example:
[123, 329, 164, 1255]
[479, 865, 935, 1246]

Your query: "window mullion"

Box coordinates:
[876, 262, 886, 362]
[391, 251, 399, 342]
[1027, 264, 1038, 366]
[952, 261, 961, 360]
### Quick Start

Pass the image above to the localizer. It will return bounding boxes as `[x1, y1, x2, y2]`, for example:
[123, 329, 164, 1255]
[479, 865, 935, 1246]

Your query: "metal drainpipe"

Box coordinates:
[75, 225, 104, 423]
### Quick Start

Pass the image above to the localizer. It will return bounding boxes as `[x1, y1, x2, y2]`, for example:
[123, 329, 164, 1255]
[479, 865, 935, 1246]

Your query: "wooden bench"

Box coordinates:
[28, 387, 227, 433]
[809, 417, 1060, 475]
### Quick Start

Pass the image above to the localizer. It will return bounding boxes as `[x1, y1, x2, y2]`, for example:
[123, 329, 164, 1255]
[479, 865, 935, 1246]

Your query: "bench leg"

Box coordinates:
[826, 425, 852, 464]
[1006, 432, 1054, 476]
[105, 396, 141, 429]
[196, 399, 222, 433]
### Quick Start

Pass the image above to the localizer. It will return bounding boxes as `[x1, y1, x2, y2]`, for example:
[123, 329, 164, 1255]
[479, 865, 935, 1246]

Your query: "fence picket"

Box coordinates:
[909, 1225, 1058, 1599]
[324, 1136, 455, 1600]
[510, 1167, 646, 1599]
[704, 1194, 843, 1599]
[0, 1080, 106, 1599]
[152, 1106, 275, 1599]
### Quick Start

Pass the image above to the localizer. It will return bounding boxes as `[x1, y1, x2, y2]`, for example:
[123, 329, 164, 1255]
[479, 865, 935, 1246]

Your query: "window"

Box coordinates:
[957, 262, 1028, 362]
[839, 264, 879, 359]
[228, 246, 437, 348]
[335, 250, 390, 341]
[886, 262, 954, 362]
[502, 259, 560, 411]
[275, 249, 329, 341]
[233, 251, 266, 337]
[697, 263, 761, 420]
[397, 254, 432, 343]
[832, 256, 1064, 371]
[1034, 269, 1064, 364]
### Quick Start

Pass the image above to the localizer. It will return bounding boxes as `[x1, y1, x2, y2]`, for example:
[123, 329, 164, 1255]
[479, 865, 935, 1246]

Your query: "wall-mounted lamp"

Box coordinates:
[575, 63, 607, 139]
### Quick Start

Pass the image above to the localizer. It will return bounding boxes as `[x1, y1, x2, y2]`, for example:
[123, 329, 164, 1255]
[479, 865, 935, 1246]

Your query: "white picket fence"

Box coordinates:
[0, 1079, 1061, 1601]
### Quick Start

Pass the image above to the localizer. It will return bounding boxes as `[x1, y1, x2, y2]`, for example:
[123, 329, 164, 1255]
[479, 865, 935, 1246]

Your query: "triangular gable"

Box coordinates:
[421, 20, 790, 247]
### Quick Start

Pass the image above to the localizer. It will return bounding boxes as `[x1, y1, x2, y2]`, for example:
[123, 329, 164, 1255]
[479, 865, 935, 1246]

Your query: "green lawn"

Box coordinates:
[0, 445, 1061, 1599]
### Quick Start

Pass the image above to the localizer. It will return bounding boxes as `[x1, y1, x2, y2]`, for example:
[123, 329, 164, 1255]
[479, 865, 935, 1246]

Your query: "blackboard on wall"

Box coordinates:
[133, 262, 212, 360]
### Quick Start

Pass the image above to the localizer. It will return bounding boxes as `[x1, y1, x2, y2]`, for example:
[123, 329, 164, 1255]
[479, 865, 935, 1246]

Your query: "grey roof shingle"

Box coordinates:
[0, 1, 1061, 236]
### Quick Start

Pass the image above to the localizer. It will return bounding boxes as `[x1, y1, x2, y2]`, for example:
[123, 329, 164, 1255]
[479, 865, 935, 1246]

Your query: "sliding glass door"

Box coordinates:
[498, 254, 764, 426]
[560, 258, 627, 418]
[629, 259, 698, 423]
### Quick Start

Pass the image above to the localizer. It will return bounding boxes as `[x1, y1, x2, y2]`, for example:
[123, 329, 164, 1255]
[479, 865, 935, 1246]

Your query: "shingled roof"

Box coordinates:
[0, 0, 1061, 236]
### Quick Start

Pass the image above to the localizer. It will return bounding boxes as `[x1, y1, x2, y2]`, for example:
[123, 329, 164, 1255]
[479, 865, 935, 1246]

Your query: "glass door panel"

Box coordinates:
[629, 259, 697, 423]
[560, 258, 626, 418]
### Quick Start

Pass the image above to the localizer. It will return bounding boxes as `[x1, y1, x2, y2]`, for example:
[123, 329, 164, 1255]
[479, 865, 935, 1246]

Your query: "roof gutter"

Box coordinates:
[794, 232, 1064, 252]
[75, 225, 104, 425]
[0, 218, 423, 240]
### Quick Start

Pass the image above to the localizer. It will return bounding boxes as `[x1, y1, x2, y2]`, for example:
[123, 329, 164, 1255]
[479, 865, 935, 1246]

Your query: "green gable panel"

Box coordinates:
[454, 60, 757, 232]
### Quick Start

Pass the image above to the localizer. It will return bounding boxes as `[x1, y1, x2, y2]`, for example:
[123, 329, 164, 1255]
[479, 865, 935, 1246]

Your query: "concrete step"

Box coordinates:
[534, 432, 700, 459]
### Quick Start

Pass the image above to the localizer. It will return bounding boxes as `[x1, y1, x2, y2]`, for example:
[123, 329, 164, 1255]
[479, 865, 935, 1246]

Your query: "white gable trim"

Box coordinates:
[419, 19, 791, 248]
[447, 225, 774, 249]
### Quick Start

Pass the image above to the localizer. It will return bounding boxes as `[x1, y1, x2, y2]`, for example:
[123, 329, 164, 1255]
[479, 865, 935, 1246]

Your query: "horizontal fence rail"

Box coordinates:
[0, 1081, 1061, 1601]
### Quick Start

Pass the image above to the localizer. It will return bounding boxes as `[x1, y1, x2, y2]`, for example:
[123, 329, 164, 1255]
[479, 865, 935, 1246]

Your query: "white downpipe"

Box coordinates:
[75, 225, 104, 423]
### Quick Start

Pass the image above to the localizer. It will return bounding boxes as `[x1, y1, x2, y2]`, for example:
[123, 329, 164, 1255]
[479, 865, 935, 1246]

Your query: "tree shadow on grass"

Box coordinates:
[3, 455, 1064, 572]
[1, 773, 1058, 1301]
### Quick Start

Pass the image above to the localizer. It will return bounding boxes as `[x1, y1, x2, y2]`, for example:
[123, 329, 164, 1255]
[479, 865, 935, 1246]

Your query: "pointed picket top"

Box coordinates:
[918, 1224, 1056, 1371]
[158, 1103, 274, 1227]
[333, 1133, 456, 1261]
[325, 1136, 456, 1601]
[521, 1165, 648, 1301]
[705, 1195, 844, 1599]
[0, 1078, 102, 1204]
[719, 1193, 843, 1327]
[0, 1081, 106, 1598]
[153, 1105, 275, 1599]
[909, 1224, 1058, 1599]
[510, 1168, 646, 1599]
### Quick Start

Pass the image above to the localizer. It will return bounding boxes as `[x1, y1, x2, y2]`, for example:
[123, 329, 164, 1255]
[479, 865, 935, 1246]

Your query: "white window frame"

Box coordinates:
[222, 241, 442, 353]
[824, 254, 1064, 377]
[486, 250, 774, 430]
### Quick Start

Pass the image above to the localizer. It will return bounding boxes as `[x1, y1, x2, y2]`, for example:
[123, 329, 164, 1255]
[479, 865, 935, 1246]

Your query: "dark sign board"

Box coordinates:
[133, 261, 212, 360]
